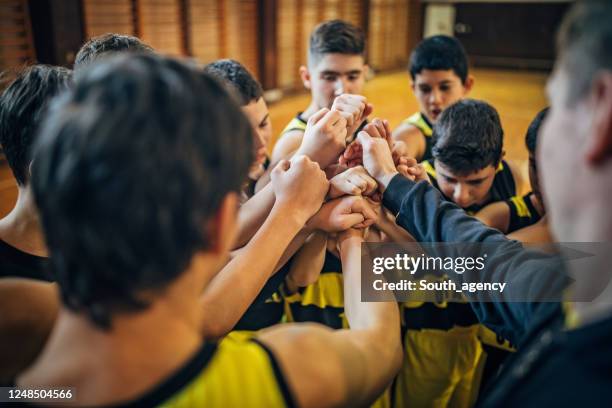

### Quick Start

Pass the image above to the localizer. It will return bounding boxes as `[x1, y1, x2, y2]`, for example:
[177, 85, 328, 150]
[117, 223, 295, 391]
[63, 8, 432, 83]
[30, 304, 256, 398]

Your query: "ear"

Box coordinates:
[586, 72, 612, 166]
[207, 192, 239, 256]
[463, 75, 475, 94]
[299, 65, 311, 90]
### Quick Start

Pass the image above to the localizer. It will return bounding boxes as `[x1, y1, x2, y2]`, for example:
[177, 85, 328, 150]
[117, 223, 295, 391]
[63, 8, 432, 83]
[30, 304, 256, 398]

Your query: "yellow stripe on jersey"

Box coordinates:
[280, 117, 307, 136]
[300, 272, 344, 309]
[162, 338, 289, 408]
[509, 195, 532, 218]
[422, 160, 437, 179]
[403, 112, 433, 137]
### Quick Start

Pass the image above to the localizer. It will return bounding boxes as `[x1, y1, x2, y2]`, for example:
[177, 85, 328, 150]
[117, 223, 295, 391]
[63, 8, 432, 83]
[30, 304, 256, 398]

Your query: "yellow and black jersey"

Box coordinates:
[0, 238, 53, 282]
[505, 192, 541, 233]
[422, 159, 517, 214]
[118, 338, 295, 407]
[232, 259, 288, 332]
[401, 112, 434, 162]
[280, 114, 308, 136]
[282, 251, 347, 330]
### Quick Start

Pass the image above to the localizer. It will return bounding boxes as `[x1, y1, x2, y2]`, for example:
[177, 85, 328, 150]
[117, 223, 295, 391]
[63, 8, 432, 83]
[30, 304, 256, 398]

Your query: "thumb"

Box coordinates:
[356, 130, 373, 148]
[308, 108, 329, 125]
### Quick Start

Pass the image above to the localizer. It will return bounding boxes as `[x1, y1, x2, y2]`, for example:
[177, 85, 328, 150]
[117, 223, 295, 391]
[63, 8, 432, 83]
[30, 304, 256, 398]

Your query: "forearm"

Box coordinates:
[234, 183, 276, 249]
[341, 236, 399, 334]
[382, 174, 566, 345]
[337, 236, 402, 405]
[200, 204, 304, 338]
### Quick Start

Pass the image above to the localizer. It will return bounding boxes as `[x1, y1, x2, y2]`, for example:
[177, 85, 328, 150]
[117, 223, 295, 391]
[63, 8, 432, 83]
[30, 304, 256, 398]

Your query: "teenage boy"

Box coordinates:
[0, 65, 70, 383]
[393, 35, 474, 162]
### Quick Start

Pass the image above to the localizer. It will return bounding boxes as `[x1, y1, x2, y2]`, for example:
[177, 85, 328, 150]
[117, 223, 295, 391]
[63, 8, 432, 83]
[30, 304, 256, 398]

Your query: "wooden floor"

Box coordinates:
[0, 67, 548, 218]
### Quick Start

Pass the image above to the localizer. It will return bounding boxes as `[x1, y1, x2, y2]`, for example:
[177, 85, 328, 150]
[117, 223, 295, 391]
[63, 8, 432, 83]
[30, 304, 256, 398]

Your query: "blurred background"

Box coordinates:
[0, 0, 572, 216]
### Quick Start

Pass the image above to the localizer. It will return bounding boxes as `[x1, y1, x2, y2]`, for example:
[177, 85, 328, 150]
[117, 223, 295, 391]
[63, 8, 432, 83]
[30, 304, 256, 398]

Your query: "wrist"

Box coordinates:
[271, 201, 310, 230]
[375, 171, 399, 192]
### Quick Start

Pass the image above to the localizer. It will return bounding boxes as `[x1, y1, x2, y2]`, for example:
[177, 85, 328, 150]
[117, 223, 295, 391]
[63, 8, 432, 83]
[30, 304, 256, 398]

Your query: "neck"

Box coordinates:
[0, 186, 47, 256]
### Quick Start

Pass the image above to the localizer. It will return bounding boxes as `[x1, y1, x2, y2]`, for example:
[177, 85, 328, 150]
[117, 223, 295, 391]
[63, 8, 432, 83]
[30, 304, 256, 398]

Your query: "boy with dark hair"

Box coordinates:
[204, 59, 270, 189]
[393, 99, 525, 407]
[269, 19, 376, 333]
[393, 35, 474, 162]
[477, 108, 551, 243]
[0, 65, 71, 279]
[423, 99, 525, 213]
[19, 54, 402, 407]
[0, 64, 70, 384]
[271, 19, 372, 166]
[74, 33, 154, 70]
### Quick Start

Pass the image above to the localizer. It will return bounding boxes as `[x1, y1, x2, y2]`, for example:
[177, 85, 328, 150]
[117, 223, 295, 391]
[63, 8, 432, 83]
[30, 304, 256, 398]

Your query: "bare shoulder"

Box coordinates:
[271, 130, 305, 165]
[392, 123, 426, 160]
[392, 122, 422, 141]
[256, 323, 351, 408]
[505, 159, 529, 196]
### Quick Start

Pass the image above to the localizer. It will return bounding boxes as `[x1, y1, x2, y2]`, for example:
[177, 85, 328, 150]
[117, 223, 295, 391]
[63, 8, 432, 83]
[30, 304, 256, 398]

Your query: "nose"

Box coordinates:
[253, 128, 266, 150]
[334, 79, 345, 96]
[429, 87, 442, 105]
[453, 184, 471, 208]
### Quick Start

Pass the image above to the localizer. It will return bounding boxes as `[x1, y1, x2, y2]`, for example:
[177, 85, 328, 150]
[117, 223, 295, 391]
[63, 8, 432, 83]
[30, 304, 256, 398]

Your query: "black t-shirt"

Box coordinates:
[0, 238, 52, 282]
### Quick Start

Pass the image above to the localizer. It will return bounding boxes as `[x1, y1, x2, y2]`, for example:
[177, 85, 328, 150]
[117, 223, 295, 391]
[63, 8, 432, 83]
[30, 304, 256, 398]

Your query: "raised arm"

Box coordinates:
[357, 130, 565, 346]
[200, 156, 329, 338]
[256, 228, 402, 408]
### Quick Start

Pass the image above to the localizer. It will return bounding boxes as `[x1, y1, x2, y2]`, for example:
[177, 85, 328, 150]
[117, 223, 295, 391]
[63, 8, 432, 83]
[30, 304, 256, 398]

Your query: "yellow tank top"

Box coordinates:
[124, 339, 295, 407]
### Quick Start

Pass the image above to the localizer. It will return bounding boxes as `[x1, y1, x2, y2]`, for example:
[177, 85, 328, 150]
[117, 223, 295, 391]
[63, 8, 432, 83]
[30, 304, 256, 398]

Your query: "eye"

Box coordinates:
[440, 84, 451, 92]
[322, 74, 337, 82]
[347, 74, 360, 81]
[418, 85, 431, 94]
[259, 120, 269, 129]
[467, 180, 484, 186]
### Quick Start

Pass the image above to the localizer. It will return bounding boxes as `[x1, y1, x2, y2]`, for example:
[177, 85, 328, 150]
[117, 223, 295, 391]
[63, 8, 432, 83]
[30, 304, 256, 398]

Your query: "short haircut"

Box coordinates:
[409, 35, 469, 83]
[432, 99, 503, 174]
[0, 65, 72, 186]
[525, 107, 549, 154]
[557, 1, 612, 105]
[308, 20, 365, 67]
[31, 54, 253, 328]
[203, 59, 263, 106]
[74, 33, 154, 70]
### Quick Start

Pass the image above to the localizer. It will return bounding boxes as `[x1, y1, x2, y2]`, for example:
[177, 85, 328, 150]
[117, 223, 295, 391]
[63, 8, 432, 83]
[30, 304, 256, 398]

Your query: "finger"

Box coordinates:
[339, 213, 366, 230]
[364, 123, 382, 139]
[322, 109, 343, 127]
[308, 108, 330, 125]
[383, 119, 393, 147]
[352, 197, 378, 222]
[362, 103, 374, 120]
[356, 130, 375, 151]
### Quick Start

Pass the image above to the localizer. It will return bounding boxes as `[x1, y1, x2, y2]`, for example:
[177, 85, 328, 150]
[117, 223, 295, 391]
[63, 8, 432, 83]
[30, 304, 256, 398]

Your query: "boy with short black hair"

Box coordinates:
[393, 35, 474, 162]
[393, 99, 525, 408]
[423, 98, 525, 213]
[476, 107, 550, 242]
[0, 64, 71, 384]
